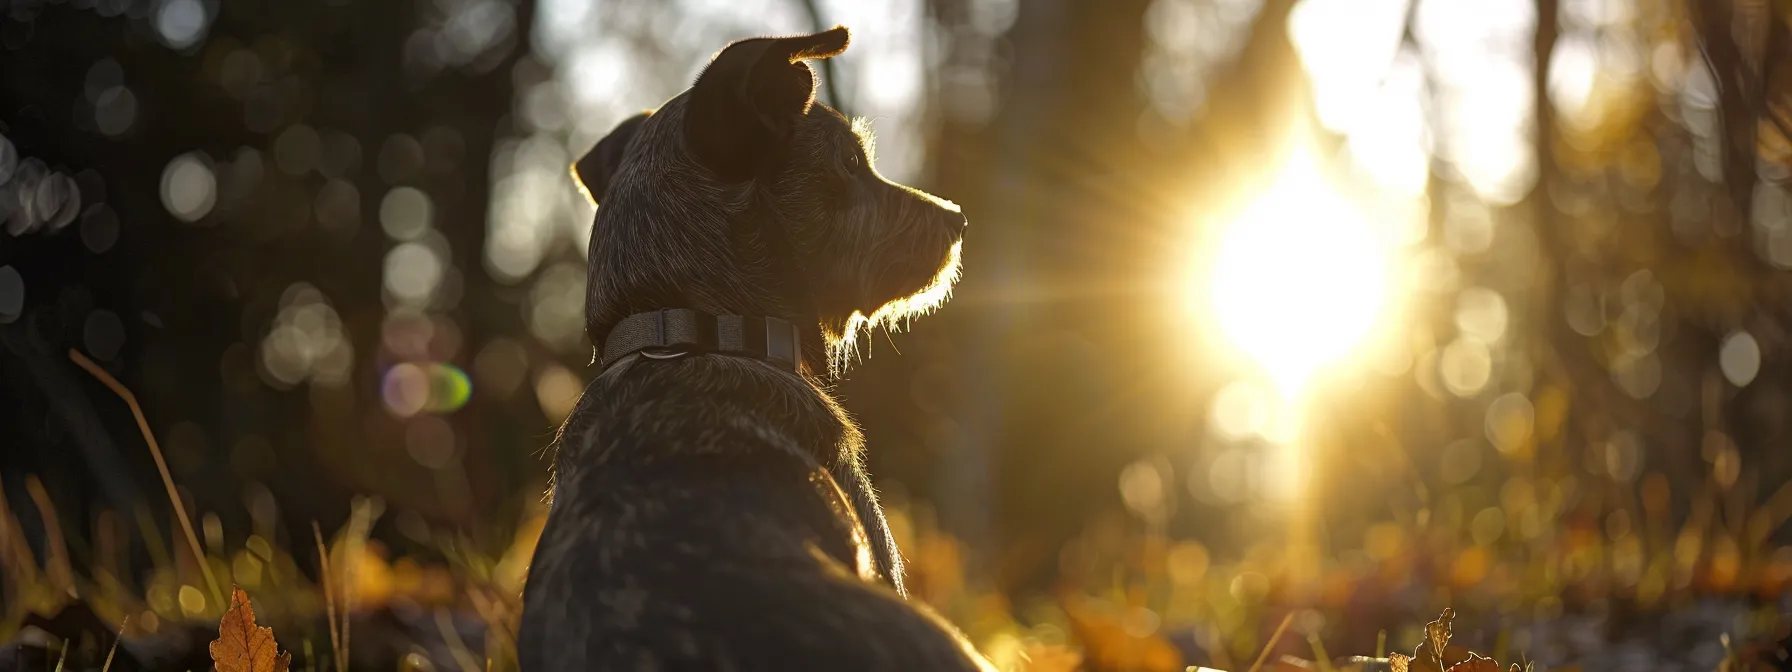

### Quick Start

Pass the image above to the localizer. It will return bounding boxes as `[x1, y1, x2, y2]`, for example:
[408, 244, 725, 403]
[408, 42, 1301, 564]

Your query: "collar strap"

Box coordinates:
[600, 309, 803, 373]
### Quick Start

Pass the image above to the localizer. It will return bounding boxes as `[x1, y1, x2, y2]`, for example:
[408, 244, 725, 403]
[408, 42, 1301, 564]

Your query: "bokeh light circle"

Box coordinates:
[424, 363, 473, 413]
[1718, 331, 1761, 387]
[384, 242, 444, 304]
[380, 187, 434, 241]
[154, 0, 212, 50]
[159, 152, 217, 223]
[80, 204, 120, 253]
[382, 363, 431, 417]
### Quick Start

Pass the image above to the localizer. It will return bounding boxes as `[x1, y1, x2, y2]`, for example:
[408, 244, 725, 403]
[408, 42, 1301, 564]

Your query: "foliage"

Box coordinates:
[210, 587, 291, 672]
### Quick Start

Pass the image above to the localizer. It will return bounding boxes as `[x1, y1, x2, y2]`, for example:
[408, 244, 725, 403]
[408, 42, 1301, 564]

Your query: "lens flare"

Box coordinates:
[424, 363, 473, 413]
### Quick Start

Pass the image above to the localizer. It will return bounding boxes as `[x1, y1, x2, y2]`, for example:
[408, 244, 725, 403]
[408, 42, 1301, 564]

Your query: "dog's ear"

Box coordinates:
[684, 26, 850, 181]
[573, 111, 652, 207]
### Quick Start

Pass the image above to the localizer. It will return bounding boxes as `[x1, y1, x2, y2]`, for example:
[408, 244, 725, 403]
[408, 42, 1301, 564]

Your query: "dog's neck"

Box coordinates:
[567, 348, 857, 473]
[582, 192, 834, 373]
[597, 308, 806, 375]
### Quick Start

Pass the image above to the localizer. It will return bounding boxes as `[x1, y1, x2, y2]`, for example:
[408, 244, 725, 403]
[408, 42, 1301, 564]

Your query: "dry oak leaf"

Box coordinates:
[1422, 608, 1454, 663]
[1402, 608, 1457, 672]
[1444, 653, 1500, 672]
[210, 586, 292, 672]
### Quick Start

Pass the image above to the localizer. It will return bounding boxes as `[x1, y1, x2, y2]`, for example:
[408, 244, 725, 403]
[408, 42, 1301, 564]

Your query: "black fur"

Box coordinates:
[518, 26, 984, 671]
[572, 111, 650, 205]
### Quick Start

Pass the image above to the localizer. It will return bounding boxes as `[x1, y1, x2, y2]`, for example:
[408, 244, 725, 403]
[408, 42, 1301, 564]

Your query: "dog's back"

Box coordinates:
[519, 358, 987, 670]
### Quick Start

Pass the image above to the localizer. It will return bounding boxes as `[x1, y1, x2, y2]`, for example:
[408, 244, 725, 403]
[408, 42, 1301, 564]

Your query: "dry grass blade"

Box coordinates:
[1245, 612, 1295, 672]
[435, 608, 482, 672]
[22, 475, 73, 596]
[0, 480, 46, 623]
[1307, 632, 1336, 672]
[313, 522, 343, 672]
[334, 496, 382, 669]
[102, 616, 129, 672]
[211, 585, 292, 672]
[69, 348, 226, 610]
[0, 480, 39, 584]
[1205, 623, 1235, 670]
[467, 587, 517, 655]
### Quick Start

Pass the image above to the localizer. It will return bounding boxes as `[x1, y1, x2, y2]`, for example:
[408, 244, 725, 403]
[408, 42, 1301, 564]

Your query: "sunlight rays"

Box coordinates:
[1202, 145, 1395, 398]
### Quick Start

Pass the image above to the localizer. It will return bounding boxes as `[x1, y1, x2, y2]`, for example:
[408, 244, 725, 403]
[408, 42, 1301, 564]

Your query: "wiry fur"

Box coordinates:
[518, 26, 985, 671]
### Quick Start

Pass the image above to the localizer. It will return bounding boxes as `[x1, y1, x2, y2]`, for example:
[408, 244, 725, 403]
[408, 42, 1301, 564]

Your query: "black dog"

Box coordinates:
[517, 27, 991, 670]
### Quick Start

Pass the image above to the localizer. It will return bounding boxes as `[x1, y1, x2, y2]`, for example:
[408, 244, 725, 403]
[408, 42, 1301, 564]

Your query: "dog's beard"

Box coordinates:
[828, 238, 962, 374]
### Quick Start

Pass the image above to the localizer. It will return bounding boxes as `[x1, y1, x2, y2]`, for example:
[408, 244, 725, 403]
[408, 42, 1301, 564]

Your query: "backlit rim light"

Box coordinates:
[1200, 146, 1396, 396]
[832, 238, 963, 375]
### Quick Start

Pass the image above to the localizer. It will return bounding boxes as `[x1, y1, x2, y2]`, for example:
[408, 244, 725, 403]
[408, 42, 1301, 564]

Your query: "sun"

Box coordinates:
[1198, 146, 1395, 397]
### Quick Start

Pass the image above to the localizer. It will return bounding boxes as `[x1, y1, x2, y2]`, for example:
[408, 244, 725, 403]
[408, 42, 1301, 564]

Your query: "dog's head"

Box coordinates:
[573, 27, 965, 375]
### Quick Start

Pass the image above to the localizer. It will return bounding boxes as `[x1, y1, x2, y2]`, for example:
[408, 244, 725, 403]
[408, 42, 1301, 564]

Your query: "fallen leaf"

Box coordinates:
[1445, 653, 1499, 672]
[1406, 608, 1456, 672]
[1440, 645, 1480, 667]
[1058, 594, 1182, 672]
[210, 586, 291, 672]
[1423, 608, 1454, 661]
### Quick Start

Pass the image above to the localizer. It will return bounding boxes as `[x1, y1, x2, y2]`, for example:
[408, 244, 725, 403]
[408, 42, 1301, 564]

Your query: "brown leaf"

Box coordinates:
[1407, 608, 1456, 671]
[210, 586, 291, 672]
[1444, 653, 1500, 672]
[1424, 608, 1454, 660]
[1059, 594, 1182, 672]
[1389, 653, 1411, 672]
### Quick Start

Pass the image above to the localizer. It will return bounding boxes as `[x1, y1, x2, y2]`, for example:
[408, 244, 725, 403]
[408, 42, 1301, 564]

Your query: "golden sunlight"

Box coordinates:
[1202, 146, 1395, 398]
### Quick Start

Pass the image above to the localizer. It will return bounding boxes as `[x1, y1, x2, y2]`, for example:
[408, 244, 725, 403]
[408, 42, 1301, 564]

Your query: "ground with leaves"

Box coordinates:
[5, 498, 1792, 672]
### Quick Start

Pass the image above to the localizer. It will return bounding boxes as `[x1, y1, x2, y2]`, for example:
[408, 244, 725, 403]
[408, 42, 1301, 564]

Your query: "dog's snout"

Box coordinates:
[931, 195, 962, 215]
[925, 197, 966, 234]
[938, 209, 967, 234]
[918, 193, 966, 233]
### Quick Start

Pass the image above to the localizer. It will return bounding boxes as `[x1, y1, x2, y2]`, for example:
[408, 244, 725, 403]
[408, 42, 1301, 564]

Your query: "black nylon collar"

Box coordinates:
[600, 308, 802, 373]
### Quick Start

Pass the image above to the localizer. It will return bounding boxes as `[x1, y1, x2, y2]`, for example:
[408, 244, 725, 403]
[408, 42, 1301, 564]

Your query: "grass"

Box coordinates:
[4, 480, 1789, 670]
[2, 349, 1788, 670]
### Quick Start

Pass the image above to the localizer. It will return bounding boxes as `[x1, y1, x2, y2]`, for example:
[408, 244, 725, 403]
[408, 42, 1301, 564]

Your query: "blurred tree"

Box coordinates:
[889, 0, 1324, 595]
[0, 0, 533, 575]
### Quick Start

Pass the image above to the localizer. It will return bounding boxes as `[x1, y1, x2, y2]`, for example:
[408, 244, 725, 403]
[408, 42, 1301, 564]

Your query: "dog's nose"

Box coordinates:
[922, 194, 966, 233]
[938, 209, 967, 234]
